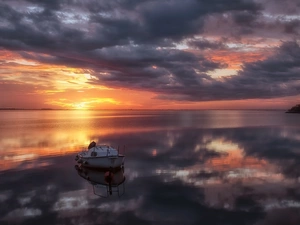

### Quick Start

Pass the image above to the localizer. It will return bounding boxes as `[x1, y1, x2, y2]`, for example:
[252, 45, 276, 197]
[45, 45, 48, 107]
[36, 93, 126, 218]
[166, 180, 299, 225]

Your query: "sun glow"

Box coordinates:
[74, 102, 88, 109]
[47, 98, 121, 109]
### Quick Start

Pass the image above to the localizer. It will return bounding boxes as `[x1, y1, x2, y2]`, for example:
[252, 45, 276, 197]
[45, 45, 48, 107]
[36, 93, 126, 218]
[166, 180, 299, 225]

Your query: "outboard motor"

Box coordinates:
[88, 141, 96, 149]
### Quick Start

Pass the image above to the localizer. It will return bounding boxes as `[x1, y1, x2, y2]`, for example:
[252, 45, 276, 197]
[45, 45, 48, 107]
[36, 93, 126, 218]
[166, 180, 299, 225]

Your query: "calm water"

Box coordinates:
[1, 110, 300, 225]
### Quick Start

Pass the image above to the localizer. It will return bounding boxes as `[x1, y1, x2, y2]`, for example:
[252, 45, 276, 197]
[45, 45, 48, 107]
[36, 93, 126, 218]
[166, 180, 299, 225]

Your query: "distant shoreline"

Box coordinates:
[0, 108, 60, 110]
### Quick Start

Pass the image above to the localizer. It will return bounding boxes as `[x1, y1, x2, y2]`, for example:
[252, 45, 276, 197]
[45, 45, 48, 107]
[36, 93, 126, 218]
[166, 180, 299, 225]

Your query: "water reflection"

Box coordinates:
[75, 165, 125, 197]
[1, 110, 300, 224]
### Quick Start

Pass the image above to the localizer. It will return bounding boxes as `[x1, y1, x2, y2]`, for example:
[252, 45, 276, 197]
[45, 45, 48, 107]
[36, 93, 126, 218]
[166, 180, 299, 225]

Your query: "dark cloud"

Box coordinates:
[86, 46, 223, 91]
[0, 0, 261, 51]
[187, 38, 226, 50]
[26, 0, 62, 10]
[0, 0, 262, 50]
[255, 208, 300, 225]
[261, 0, 300, 15]
[164, 41, 300, 101]
[0, 2, 23, 23]
[232, 10, 259, 29]
[0, 0, 299, 103]
[284, 20, 300, 35]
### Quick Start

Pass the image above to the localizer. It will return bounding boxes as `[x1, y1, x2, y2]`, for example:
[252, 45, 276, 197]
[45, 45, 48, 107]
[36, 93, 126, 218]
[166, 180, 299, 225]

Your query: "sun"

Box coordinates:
[73, 102, 89, 110]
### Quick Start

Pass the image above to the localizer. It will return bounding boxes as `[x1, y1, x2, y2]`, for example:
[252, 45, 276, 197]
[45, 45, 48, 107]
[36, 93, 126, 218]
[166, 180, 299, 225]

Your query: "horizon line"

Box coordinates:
[0, 107, 287, 111]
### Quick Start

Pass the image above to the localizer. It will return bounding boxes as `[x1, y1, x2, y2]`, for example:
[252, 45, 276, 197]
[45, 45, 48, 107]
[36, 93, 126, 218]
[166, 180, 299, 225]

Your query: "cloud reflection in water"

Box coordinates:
[1, 110, 300, 224]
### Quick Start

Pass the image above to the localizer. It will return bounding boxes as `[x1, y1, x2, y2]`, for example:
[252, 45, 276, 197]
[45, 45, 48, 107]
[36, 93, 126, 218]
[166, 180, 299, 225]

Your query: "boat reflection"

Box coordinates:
[75, 165, 125, 197]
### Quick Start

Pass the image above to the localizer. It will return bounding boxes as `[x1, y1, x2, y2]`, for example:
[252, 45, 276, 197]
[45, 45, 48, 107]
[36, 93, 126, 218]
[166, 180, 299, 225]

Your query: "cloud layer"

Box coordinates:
[0, 0, 300, 106]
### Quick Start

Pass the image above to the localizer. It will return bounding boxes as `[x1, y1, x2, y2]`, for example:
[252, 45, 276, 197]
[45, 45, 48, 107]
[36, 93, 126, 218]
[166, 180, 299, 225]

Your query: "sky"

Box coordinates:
[0, 0, 299, 110]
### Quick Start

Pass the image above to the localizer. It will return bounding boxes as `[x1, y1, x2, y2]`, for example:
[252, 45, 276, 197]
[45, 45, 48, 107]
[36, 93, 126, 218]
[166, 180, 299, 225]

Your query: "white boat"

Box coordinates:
[75, 141, 125, 169]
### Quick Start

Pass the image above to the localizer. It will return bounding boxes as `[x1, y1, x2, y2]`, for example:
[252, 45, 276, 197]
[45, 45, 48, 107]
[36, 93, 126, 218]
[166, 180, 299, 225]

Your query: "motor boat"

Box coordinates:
[75, 141, 125, 169]
[75, 165, 125, 197]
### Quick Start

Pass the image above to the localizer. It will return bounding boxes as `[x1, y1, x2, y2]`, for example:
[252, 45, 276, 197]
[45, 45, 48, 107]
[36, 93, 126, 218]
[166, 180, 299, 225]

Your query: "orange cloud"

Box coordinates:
[209, 50, 272, 70]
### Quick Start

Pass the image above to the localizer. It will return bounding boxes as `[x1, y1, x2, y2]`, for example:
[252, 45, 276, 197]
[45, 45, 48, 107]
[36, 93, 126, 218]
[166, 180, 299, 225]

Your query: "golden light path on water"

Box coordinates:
[1, 109, 300, 225]
[0, 111, 165, 170]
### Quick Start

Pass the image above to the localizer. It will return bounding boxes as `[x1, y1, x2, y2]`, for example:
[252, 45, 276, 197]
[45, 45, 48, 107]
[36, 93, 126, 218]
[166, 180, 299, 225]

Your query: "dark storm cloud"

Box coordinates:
[232, 11, 259, 27]
[26, 0, 62, 10]
[0, 2, 23, 23]
[0, 2, 84, 51]
[158, 41, 300, 101]
[241, 42, 300, 81]
[86, 45, 223, 90]
[187, 38, 226, 50]
[0, 0, 261, 50]
[261, 0, 300, 15]
[284, 19, 300, 35]
[85, 0, 261, 42]
[0, 0, 299, 102]
[223, 41, 300, 99]
[255, 208, 300, 225]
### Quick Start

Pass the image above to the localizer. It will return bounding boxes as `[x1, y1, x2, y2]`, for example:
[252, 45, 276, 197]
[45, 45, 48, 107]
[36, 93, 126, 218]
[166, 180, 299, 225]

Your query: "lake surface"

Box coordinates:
[1, 110, 300, 225]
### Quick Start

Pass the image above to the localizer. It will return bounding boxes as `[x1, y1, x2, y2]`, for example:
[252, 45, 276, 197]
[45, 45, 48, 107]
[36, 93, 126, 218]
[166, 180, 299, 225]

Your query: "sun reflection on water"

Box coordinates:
[1, 110, 300, 224]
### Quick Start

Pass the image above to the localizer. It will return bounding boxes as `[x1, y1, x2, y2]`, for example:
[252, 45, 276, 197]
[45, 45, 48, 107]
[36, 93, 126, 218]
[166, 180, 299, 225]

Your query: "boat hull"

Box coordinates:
[75, 166, 125, 186]
[77, 155, 124, 169]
